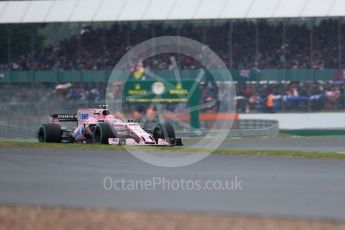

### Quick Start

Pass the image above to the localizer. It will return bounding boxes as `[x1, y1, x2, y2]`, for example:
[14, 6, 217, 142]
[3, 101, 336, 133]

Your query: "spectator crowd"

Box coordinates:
[1, 19, 345, 71]
[235, 81, 345, 113]
[1, 81, 344, 113]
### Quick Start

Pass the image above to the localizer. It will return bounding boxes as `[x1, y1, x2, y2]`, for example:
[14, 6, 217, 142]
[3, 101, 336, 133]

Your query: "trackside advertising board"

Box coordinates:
[124, 80, 197, 104]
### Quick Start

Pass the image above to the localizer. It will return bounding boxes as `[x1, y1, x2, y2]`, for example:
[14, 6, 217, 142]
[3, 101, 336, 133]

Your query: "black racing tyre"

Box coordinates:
[38, 124, 62, 143]
[153, 122, 176, 143]
[94, 123, 116, 144]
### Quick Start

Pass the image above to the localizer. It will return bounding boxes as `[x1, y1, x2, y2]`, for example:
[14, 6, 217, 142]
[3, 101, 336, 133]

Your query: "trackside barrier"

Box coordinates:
[176, 119, 279, 137]
[0, 124, 36, 139]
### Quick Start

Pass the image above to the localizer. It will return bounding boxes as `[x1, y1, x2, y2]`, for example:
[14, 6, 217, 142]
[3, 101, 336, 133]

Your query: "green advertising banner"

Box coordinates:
[124, 80, 200, 129]
[124, 80, 196, 103]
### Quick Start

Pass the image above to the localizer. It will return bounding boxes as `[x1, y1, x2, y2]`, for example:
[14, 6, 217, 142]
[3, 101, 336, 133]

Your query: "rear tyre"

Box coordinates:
[153, 122, 175, 143]
[38, 124, 62, 143]
[94, 123, 116, 144]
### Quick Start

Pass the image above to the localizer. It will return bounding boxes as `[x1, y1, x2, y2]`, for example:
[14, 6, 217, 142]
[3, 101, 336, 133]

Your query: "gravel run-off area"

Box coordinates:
[1, 206, 345, 230]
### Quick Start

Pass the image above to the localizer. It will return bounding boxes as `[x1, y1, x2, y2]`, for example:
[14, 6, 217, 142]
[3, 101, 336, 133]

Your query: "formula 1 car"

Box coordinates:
[38, 105, 183, 146]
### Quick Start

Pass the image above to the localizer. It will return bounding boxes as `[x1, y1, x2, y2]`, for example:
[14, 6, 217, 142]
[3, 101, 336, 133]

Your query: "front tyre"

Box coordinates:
[38, 124, 62, 143]
[153, 122, 176, 143]
[94, 123, 116, 144]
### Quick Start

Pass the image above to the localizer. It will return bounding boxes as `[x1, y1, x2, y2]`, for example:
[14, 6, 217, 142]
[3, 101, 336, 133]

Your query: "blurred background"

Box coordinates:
[0, 0, 345, 137]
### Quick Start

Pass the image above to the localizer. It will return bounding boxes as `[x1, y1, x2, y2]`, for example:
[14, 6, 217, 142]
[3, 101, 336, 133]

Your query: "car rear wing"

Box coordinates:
[50, 114, 78, 122]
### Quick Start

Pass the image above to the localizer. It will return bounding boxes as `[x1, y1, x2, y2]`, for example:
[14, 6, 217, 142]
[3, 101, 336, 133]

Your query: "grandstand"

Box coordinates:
[0, 0, 345, 123]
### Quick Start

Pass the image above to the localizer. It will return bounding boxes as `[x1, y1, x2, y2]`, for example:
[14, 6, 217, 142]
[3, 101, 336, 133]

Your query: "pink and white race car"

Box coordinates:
[38, 105, 182, 146]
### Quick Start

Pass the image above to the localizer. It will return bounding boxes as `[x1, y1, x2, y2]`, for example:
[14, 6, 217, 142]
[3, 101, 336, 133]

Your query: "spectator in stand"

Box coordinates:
[266, 91, 274, 113]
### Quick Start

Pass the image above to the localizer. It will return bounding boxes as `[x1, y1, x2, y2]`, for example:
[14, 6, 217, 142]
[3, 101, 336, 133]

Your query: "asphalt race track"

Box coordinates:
[0, 146, 345, 220]
[217, 137, 345, 153]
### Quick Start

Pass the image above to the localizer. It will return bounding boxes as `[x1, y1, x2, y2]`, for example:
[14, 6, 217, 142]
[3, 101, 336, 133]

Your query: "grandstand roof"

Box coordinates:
[0, 0, 344, 24]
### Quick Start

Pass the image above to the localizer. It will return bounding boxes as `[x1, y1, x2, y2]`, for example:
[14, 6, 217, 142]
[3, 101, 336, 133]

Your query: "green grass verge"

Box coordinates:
[0, 141, 344, 160]
[281, 129, 345, 137]
[213, 149, 345, 159]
